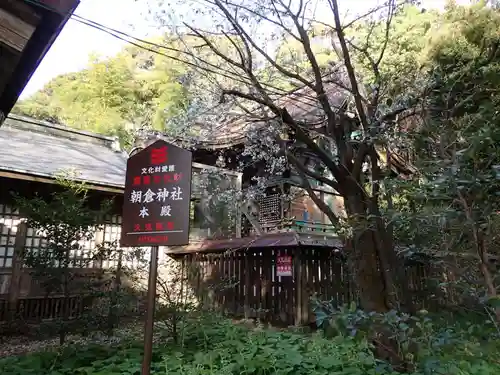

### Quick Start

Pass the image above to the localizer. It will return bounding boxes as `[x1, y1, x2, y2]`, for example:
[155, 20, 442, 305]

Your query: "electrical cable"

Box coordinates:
[23, 0, 292, 98]
[22, 0, 331, 123]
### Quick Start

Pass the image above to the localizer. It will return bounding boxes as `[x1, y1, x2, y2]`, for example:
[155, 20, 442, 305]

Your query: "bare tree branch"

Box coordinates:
[287, 150, 341, 192]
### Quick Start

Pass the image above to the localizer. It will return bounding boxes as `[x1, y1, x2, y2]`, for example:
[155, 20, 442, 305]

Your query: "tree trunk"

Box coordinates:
[479, 261, 500, 322]
[348, 228, 391, 311]
[344, 192, 401, 312]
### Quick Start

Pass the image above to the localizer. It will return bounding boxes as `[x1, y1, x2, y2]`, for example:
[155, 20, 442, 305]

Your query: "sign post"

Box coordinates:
[120, 140, 192, 375]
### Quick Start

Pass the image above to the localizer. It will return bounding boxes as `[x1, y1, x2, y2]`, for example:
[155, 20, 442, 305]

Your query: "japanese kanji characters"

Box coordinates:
[139, 207, 149, 218]
[122, 140, 191, 247]
[170, 186, 183, 200]
[157, 188, 169, 202]
[139, 165, 176, 176]
[160, 205, 171, 216]
[130, 190, 142, 203]
[131, 187, 183, 210]
[143, 189, 156, 203]
[133, 222, 173, 231]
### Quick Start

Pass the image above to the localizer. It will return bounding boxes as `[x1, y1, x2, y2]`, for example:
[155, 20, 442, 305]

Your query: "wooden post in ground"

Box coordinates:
[294, 247, 303, 326]
[141, 245, 159, 375]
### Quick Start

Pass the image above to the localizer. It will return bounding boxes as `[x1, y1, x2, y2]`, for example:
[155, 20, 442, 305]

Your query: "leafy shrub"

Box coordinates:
[0, 314, 394, 375]
[312, 299, 500, 374]
[1, 311, 499, 375]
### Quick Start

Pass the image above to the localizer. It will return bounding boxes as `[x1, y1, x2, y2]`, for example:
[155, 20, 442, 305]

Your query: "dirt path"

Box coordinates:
[0, 324, 142, 358]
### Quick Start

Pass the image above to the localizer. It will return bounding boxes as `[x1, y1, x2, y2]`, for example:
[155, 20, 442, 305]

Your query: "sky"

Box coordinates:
[20, 0, 471, 99]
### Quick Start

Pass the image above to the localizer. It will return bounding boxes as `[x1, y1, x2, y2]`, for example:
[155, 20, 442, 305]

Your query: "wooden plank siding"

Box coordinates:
[0, 8, 36, 52]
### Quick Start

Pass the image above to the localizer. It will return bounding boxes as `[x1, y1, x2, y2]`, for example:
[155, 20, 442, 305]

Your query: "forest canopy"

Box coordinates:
[13, 39, 192, 146]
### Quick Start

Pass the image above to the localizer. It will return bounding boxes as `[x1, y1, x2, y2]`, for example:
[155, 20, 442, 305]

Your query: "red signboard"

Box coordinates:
[276, 254, 292, 277]
[120, 140, 192, 247]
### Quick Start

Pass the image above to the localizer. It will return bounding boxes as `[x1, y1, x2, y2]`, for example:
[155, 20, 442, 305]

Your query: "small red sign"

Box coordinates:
[276, 254, 292, 277]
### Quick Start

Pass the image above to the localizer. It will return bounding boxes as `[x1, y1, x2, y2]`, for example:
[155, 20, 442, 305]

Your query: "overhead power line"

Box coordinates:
[24, 0, 301, 97]
[22, 0, 250, 115]
[23, 0, 320, 116]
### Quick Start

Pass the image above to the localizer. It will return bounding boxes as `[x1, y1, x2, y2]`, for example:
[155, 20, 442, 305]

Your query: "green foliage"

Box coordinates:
[387, 2, 500, 315]
[12, 42, 191, 148]
[1, 311, 499, 375]
[12, 173, 117, 343]
[0, 315, 390, 375]
[14, 174, 110, 271]
[350, 4, 439, 96]
[313, 300, 500, 374]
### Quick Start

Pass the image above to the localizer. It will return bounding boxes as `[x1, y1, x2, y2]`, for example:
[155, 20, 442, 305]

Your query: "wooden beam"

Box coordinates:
[240, 203, 263, 236]
[0, 9, 35, 52]
[1, 0, 41, 26]
[38, 0, 79, 14]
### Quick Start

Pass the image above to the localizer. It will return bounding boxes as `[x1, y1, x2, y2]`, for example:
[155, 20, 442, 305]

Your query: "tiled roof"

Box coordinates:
[149, 66, 353, 150]
[0, 114, 128, 188]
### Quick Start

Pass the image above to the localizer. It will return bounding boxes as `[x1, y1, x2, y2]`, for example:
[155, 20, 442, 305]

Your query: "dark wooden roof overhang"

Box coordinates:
[165, 231, 344, 255]
[0, 0, 79, 124]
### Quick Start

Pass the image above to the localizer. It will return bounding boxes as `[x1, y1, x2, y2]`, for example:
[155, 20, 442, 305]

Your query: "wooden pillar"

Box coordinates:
[294, 247, 303, 326]
[244, 251, 250, 319]
[235, 174, 242, 238]
[8, 221, 27, 320]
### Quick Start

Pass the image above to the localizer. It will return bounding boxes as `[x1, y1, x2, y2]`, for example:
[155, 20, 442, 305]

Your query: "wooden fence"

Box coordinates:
[1, 246, 442, 326]
[179, 247, 439, 326]
[0, 296, 93, 322]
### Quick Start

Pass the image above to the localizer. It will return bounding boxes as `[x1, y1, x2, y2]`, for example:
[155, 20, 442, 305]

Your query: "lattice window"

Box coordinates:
[24, 226, 48, 266]
[102, 215, 150, 270]
[0, 204, 21, 268]
[102, 215, 122, 269]
[258, 194, 281, 225]
[26, 224, 95, 269]
[70, 231, 97, 268]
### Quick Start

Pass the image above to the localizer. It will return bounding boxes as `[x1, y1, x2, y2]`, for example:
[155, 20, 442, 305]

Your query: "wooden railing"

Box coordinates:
[243, 218, 337, 236]
[287, 220, 337, 234]
[0, 295, 93, 322]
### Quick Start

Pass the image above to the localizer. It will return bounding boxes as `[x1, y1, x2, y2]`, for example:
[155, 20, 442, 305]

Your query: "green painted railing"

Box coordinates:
[288, 220, 337, 234]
